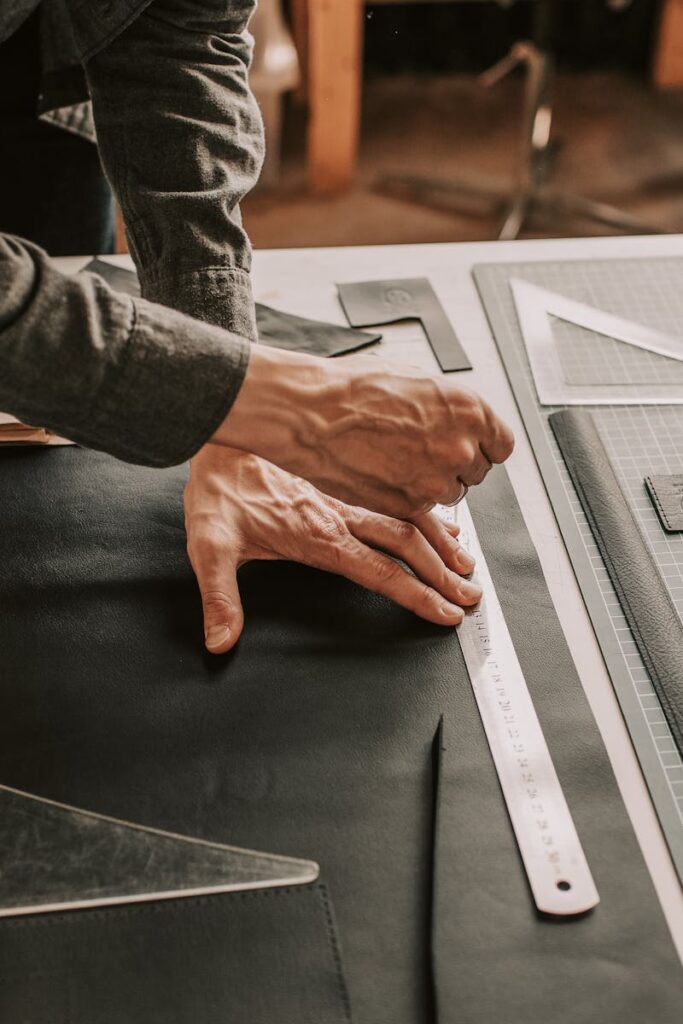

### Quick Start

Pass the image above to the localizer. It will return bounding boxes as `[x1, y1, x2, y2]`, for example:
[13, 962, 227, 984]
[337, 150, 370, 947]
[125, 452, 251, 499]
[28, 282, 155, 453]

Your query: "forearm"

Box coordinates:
[0, 235, 250, 466]
[85, 0, 264, 338]
[210, 345, 335, 476]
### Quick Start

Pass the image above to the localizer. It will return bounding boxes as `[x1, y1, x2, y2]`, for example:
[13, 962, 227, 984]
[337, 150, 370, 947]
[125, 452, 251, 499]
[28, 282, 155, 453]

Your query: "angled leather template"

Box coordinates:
[337, 278, 472, 372]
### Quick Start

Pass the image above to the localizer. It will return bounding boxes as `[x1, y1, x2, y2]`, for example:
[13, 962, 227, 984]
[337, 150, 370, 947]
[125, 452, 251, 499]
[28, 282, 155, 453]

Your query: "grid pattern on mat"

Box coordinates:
[473, 258, 683, 880]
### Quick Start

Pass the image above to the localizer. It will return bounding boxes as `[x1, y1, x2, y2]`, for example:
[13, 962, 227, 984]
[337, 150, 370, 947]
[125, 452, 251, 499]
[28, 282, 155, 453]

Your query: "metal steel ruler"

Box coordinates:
[439, 500, 600, 916]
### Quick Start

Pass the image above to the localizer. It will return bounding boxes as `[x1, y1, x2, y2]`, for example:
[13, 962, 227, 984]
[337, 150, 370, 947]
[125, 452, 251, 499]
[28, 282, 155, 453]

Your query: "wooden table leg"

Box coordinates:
[654, 0, 683, 88]
[290, 0, 309, 102]
[307, 0, 364, 194]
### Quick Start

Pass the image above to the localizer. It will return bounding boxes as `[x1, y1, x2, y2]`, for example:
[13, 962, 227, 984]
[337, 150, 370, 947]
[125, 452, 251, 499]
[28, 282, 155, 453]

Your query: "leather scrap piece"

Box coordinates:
[337, 278, 472, 372]
[0, 885, 352, 1024]
[645, 474, 683, 533]
[254, 303, 380, 357]
[550, 409, 683, 758]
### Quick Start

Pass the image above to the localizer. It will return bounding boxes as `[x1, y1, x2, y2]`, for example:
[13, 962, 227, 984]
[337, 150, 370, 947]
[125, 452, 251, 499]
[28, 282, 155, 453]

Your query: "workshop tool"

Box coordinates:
[0, 784, 317, 918]
[439, 500, 599, 916]
[510, 277, 683, 405]
[473, 256, 683, 881]
[338, 278, 472, 373]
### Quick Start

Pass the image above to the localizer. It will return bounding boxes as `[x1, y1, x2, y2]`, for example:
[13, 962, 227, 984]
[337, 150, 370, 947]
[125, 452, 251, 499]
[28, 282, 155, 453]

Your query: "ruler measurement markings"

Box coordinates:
[439, 501, 599, 916]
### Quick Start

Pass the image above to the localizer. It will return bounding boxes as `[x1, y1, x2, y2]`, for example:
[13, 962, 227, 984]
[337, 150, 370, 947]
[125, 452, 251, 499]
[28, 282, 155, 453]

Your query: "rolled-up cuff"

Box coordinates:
[139, 265, 257, 341]
[83, 295, 251, 467]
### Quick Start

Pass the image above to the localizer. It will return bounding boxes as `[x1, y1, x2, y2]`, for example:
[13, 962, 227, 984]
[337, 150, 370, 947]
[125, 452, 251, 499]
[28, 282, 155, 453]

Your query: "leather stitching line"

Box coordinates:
[0, 885, 317, 931]
[316, 883, 354, 1023]
[646, 476, 675, 531]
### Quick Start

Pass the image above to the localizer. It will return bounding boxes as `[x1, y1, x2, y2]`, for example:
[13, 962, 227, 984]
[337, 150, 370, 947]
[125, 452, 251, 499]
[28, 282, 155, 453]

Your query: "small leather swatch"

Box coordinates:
[645, 474, 683, 532]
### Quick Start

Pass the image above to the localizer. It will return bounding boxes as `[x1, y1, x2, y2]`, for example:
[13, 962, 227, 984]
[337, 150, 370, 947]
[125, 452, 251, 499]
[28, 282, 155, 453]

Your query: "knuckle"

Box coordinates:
[499, 427, 516, 460]
[202, 590, 235, 621]
[415, 581, 442, 614]
[392, 519, 420, 545]
[458, 390, 485, 424]
[297, 498, 347, 544]
[370, 553, 402, 585]
[187, 521, 226, 560]
[452, 439, 476, 469]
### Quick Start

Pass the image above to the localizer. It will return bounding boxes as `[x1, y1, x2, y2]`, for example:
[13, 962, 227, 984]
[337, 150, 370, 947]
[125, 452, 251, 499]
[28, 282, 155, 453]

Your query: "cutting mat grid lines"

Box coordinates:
[473, 258, 683, 874]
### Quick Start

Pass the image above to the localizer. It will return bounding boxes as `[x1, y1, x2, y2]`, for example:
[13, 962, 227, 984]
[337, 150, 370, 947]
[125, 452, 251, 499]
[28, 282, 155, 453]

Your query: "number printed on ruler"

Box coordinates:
[473, 607, 566, 881]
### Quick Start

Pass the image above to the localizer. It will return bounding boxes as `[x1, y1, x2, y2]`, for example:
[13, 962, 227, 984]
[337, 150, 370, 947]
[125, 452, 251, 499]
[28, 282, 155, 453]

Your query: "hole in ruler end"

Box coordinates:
[556, 880, 572, 892]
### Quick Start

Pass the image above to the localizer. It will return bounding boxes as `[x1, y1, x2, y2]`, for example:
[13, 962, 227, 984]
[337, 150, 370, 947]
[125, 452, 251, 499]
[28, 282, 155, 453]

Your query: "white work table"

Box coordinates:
[63, 234, 683, 958]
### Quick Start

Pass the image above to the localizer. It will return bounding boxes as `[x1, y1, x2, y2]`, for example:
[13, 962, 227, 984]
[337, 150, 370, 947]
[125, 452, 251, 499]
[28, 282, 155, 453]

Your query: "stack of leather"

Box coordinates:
[0, 413, 73, 446]
[0, 413, 51, 444]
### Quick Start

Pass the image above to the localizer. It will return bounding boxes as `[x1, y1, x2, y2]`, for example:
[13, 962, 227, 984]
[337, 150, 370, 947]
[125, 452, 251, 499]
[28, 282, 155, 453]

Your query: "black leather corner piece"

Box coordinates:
[255, 303, 381, 357]
[0, 884, 352, 1024]
[82, 260, 380, 357]
[645, 474, 683, 533]
[0, 448, 681, 1023]
[337, 278, 472, 372]
[550, 409, 683, 758]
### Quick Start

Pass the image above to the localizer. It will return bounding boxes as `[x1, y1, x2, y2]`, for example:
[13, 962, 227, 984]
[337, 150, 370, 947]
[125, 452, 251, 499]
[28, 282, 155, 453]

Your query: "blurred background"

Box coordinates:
[244, 0, 683, 248]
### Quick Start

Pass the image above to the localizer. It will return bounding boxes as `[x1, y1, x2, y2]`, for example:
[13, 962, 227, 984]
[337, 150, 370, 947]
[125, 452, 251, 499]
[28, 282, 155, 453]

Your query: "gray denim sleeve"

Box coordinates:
[83, 0, 264, 338]
[0, 235, 250, 467]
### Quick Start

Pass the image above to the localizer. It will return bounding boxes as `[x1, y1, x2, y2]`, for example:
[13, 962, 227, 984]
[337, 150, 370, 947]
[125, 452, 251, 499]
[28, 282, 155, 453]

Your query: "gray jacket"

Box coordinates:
[0, 0, 263, 466]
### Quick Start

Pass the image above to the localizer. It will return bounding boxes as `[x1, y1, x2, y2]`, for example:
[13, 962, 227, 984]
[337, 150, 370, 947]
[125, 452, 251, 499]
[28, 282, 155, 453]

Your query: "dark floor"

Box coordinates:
[243, 71, 683, 249]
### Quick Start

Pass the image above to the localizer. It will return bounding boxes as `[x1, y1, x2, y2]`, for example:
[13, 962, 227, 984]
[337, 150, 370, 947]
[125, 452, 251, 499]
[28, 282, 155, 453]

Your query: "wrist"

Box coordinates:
[210, 345, 337, 477]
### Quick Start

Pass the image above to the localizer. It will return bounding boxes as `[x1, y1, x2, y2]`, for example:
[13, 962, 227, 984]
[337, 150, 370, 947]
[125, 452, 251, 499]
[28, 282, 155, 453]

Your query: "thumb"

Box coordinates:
[191, 541, 245, 654]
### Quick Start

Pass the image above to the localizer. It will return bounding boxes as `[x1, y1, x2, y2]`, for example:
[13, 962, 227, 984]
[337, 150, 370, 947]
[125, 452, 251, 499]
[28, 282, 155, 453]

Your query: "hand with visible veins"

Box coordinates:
[211, 346, 515, 520]
[185, 445, 482, 653]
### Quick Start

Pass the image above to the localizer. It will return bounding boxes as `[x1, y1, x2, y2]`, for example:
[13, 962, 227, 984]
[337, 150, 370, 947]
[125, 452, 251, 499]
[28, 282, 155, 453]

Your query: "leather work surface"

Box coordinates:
[0, 447, 681, 1023]
[551, 410, 683, 759]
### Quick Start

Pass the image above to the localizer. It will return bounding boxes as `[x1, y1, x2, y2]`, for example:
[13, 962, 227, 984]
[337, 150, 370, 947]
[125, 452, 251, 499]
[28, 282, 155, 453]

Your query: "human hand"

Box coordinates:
[212, 346, 514, 518]
[185, 444, 481, 653]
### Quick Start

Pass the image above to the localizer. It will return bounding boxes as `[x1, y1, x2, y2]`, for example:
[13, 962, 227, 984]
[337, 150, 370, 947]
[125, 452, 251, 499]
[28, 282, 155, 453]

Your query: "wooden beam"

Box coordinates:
[115, 206, 128, 254]
[654, 0, 683, 88]
[307, 0, 364, 194]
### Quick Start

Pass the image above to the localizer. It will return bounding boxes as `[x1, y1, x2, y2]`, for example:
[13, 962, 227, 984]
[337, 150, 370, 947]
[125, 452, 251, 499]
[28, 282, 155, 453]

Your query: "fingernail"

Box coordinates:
[440, 601, 463, 620]
[458, 580, 483, 601]
[205, 624, 231, 650]
[457, 549, 475, 572]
